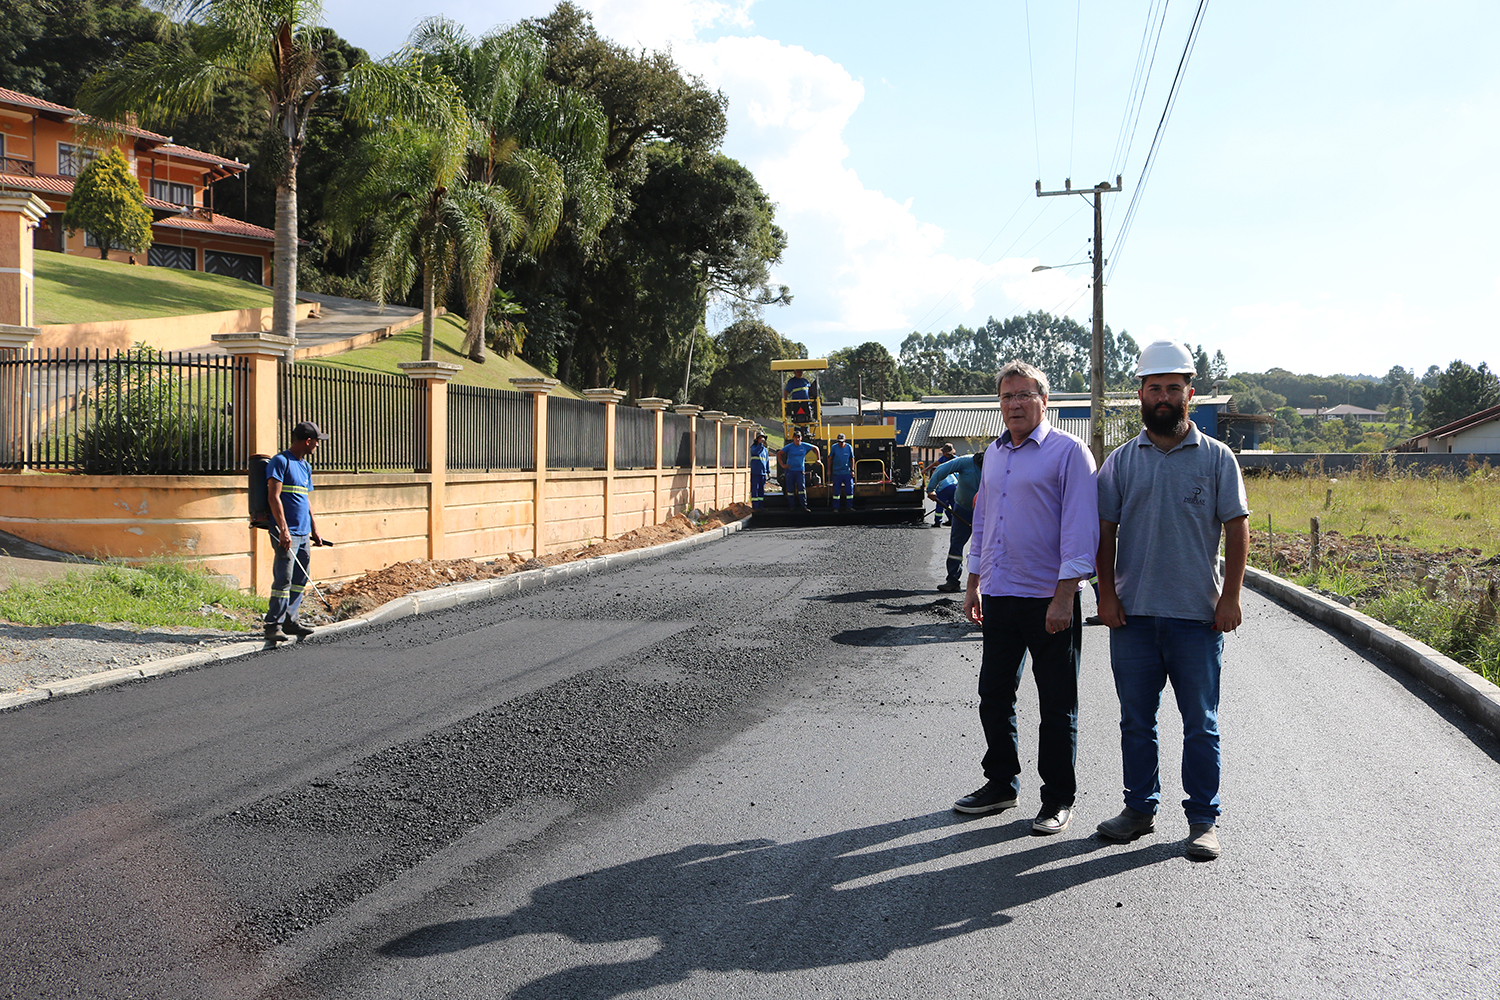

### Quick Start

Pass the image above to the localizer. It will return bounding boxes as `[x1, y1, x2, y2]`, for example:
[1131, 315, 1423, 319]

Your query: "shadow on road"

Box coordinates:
[378, 812, 1172, 998]
[830, 622, 976, 646]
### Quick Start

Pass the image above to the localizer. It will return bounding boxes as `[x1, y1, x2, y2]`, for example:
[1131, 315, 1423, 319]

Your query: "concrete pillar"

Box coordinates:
[511, 377, 558, 557]
[401, 360, 461, 559]
[583, 387, 627, 538]
[0, 192, 48, 329]
[636, 397, 671, 525]
[211, 331, 294, 597]
[674, 404, 702, 515]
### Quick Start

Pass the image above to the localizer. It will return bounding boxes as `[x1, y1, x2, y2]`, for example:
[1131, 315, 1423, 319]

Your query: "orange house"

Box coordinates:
[0, 85, 274, 285]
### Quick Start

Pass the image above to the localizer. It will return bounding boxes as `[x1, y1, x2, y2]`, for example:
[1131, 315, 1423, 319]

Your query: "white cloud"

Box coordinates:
[589, 0, 754, 50]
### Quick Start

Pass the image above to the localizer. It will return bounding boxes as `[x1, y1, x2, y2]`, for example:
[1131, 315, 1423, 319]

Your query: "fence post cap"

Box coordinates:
[698, 409, 727, 421]
[673, 404, 704, 416]
[398, 360, 462, 382]
[0, 324, 39, 349]
[582, 388, 627, 404]
[509, 377, 559, 394]
[212, 332, 294, 356]
[635, 397, 672, 411]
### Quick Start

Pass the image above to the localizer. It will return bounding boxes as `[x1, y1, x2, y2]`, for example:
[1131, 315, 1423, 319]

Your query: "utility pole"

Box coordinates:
[1035, 176, 1122, 465]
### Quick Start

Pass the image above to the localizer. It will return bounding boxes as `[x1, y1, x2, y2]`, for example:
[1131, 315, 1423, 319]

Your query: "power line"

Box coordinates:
[908, 190, 1034, 333]
[1107, 0, 1172, 236]
[1109, 0, 1211, 282]
[1024, 0, 1042, 180]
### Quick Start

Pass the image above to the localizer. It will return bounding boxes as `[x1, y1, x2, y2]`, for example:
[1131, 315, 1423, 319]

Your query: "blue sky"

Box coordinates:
[319, 0, 1500, 378]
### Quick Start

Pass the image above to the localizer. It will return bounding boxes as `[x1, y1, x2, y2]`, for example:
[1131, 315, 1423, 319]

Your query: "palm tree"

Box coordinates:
[327, 119, 499, 361]
[77, 0, 340, 361]
[406, 18, 611, 363]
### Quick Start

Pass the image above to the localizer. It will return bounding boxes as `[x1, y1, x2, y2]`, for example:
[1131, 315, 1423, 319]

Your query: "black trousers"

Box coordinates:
[977, 592, 1082, 808]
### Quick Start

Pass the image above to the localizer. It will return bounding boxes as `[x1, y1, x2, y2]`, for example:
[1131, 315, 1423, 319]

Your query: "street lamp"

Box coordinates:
[1030, 262, 1090, 272]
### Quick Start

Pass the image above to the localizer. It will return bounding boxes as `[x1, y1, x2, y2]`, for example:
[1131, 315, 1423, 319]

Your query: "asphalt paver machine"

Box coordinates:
[753, 358, 925, 525]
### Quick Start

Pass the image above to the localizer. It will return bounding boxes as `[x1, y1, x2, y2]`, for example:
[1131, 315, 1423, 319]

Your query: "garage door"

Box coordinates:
[204, 250, 264, 285]
[148, 245, 196, 271]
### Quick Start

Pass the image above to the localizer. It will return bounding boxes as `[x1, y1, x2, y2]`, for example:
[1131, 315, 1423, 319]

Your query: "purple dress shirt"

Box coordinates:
[968, 419, 1099, 597]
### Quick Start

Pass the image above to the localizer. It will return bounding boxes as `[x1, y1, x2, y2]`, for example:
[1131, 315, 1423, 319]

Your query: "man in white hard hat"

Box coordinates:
[1094, 339, 1249, 859]
[956, 359, 1098, 836]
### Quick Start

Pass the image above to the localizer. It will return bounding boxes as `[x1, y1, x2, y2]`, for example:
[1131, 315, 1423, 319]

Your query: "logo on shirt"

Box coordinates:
[1183, 485, 1207, 507]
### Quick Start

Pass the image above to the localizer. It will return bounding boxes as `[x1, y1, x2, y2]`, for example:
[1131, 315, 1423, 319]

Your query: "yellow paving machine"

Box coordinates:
[755, 358, 925, 524]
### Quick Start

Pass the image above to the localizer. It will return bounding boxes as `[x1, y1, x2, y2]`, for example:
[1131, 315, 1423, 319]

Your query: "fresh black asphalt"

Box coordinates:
[1, 520, 1498, 999]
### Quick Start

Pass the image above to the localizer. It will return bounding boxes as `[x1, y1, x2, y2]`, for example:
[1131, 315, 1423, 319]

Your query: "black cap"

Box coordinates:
[292, 420, 327, 441]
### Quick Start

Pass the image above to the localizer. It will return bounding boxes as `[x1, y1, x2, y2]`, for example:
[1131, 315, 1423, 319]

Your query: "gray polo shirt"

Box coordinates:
[1097, 423, 1250, 621]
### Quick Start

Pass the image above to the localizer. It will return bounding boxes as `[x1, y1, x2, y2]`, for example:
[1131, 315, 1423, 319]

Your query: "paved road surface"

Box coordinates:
[2, 521, 1497, 999]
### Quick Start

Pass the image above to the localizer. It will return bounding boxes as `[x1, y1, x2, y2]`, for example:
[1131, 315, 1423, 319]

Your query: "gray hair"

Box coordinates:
[996, 360, 1050, 398]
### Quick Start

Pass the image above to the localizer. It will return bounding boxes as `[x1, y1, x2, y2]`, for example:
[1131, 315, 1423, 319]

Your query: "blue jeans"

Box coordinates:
[266, 533, 312, 625]
[978, 593, 1082, 808]
[831, 472, 854, 509]
[785, 470, 807, 509]
[944, 506, 972, 584]
[1109, 616, 1224, 824]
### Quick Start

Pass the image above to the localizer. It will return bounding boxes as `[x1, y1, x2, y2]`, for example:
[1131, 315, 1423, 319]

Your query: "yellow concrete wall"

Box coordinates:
[0, 459, 748, 595]
[36, 301, 319, 352]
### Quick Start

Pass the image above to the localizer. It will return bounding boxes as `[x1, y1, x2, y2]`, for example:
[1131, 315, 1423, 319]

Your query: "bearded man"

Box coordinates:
[1093, 340, 1250, 860]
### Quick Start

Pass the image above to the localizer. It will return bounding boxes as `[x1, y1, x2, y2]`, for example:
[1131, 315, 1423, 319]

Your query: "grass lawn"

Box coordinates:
[1245, 465, 1500, 557]
[34, 251, 273, 324]
[0, 562, 264, 630]
[307, 313, 586, 398]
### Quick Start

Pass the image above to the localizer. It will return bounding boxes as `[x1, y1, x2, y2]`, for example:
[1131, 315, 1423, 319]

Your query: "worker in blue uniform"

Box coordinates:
[828, 432, 855, 511]
[784, 370, 812, 399]
[927, 443, 958, 526]
[778, 428, 820, 511]
[925, 447, 984, 592]
[750, 431, 770, 507]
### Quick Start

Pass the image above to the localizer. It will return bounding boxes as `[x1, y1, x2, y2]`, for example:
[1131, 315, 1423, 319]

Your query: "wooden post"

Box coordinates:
[213, 331, 295, 596]
[674, 403, 702, 515]
[583, 387, 627, 539]
[636, 397, 671, 525]
[1310, 516, 1321, 574]
[401, 361, 461, 559]
[511, 377, 558, 557]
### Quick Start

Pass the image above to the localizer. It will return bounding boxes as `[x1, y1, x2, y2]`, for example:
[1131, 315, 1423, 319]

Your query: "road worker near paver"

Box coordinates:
[927, 443, 957, 526]
[1094, 339, 1250, 860]
[750, 431, 771, 507]
[265, 421, 326, 642]
[958, 360, 1098, 836]
[828, 433, 855, 511]
[777, 428, 819, 512]
[925, 447, 984, 593]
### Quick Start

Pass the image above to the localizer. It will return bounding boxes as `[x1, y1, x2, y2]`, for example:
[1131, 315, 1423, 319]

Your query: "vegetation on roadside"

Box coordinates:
[0, 562, 264, 630]
[1246, 463, 1500, 685]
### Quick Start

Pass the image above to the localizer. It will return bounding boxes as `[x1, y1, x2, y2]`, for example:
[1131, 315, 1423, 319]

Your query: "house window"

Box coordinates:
[150, 180, 195, 207]
[84, 231, 130, 251]
[58, 143, 97, 177]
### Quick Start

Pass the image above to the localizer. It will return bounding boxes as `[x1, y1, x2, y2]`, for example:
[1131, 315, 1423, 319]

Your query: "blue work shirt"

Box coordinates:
[829, 442, 854, 476]
[785, 377, 811, 400]
[750, 441, 770, 473]
[266, 450, 314, 535]
[928, 454, 982, 510]
[781, 441, 816, 472]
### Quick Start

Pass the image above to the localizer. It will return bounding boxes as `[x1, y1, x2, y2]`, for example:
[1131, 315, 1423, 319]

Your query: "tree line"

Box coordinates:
[4, 0, 786, 398]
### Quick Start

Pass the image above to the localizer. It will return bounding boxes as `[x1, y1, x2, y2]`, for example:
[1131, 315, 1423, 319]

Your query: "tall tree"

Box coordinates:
[0, 0, 167, 105]
[78, 0, 350, 360]
[405, 17, 611, 364]
[702, 318, 804, 417]
[61, 145, 152, 259]
[1421, 360, 1500, 429]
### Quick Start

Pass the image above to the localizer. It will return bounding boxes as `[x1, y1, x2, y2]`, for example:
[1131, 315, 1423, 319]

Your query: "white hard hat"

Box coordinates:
[1136, 339, 1196, 378]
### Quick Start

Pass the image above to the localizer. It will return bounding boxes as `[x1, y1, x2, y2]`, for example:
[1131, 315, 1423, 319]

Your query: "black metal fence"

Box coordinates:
[0, 347, 246, 473]
[615, 405, 657, 470]
[449, 384, 534, 471]
[546, 394, 607, 470]
[278, 362, 424, 472]
[663, 412, 693, 468]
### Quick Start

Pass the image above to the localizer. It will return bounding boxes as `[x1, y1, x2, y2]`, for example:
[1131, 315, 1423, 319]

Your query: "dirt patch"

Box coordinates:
[1253, 527, 1500, 601]
[311, 504, 752, 621]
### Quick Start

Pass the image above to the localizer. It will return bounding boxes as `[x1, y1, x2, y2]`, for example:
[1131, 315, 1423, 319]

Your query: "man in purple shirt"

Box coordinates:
[957, 360, 1099, 835]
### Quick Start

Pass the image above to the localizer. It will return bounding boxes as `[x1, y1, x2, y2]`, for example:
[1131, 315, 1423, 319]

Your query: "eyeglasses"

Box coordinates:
[999, 391, 1042, 403]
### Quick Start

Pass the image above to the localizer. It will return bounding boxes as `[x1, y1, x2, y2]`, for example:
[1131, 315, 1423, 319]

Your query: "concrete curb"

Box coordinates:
[1242, 566, 1500, 739]
[0, 518, 746, 713]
